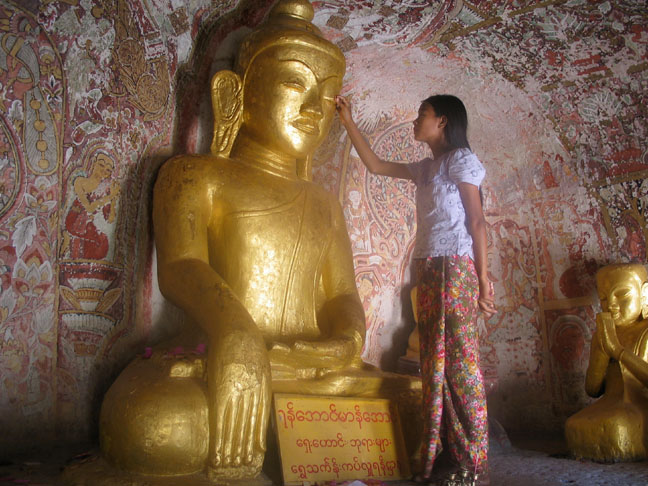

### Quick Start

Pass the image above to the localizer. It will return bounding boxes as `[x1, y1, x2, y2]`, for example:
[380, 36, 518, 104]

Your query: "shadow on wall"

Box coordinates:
[379, 278, 418, 372]
[133, 0, 276, 345]
[173, 0, 275, 156]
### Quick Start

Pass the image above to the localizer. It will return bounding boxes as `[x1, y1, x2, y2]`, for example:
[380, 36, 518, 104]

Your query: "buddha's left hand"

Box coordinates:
[269, 337, 358, 371]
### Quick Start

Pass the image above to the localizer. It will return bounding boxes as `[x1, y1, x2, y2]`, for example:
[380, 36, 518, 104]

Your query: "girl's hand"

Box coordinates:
[478, 279, 496, 318]
[335, 95, 354, 126]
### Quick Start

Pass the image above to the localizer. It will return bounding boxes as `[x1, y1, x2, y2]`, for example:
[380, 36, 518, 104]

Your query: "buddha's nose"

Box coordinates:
[301, 103, 323, 119]
[300, 91, 323, 119]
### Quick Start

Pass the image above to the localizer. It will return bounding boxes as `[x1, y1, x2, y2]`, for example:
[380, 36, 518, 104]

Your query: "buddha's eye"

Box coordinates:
[613, 288, 633, 300]
[283, 81, 306, 92]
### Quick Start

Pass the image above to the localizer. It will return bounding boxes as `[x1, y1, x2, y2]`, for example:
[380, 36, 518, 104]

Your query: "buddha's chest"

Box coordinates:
[233, 187, 328, 243]
[209, 181, 334, 334]
[209, 181, 333, 277]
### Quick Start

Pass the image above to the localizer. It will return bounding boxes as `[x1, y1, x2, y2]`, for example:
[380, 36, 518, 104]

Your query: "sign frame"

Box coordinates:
[273, 393, 411, 485]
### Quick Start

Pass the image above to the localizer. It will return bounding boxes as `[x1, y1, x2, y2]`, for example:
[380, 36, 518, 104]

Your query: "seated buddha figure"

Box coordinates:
[565, 263, 648, 461]
[99, 0, 418, 481]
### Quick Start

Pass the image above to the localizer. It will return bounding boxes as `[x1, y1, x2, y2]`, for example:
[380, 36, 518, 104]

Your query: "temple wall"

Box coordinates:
[0, 0, 646, 453]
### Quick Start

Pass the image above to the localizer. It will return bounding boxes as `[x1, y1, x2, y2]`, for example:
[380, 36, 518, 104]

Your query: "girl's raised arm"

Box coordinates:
[336, 95, 412, 180]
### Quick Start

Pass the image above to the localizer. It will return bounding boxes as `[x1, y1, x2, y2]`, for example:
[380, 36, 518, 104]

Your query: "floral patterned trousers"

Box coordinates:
[415, 255, 488, 478]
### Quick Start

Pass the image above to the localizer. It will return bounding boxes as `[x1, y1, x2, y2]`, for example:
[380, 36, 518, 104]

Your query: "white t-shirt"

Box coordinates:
[407, 148, 485, 259]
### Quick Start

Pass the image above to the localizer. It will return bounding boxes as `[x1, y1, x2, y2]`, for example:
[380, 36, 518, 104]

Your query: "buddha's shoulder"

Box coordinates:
[160, 154, 234, 175]
[633, 322, 648, 360]
[157, 155, 243, 189]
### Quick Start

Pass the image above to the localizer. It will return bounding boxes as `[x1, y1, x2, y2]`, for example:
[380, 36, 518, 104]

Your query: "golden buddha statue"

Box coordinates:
[565, 263, 648, 462]
[99, 0, 419, 481]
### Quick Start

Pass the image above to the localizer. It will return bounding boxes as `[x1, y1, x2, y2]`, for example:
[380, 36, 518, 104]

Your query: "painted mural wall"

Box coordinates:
[311, 0, 648, 436]
[0, 0, 646, 452]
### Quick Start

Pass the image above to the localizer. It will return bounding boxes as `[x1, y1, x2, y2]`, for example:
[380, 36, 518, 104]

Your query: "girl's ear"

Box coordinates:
[439, 115, 448, 128]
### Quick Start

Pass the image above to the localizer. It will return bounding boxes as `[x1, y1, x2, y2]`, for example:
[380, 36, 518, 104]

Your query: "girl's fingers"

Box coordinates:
[478, 298, 496, 317]
[335, 95, 349, 108]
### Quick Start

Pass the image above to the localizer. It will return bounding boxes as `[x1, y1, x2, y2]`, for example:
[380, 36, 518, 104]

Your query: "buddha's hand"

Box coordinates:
[269, 336, 360, 372]
[210, 331, 271, 471]
[597, 312, 623, 361]
[335, 95, 354, 127]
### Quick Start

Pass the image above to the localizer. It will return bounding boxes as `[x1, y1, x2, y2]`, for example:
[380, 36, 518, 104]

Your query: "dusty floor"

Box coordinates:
[485, 437, 648, 486]
[1, 437, 646, 486]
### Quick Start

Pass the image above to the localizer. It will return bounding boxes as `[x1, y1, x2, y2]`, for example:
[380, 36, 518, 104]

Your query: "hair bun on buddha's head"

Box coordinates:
[270, 0, 314, 22]
[235, 0, 345, 77]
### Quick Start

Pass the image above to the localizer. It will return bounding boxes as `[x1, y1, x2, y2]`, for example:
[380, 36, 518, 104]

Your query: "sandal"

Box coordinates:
[439, 468, 485, 486]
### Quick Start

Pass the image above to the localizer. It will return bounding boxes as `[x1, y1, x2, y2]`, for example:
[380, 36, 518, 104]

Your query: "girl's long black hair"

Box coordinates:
[424, 94, 483, 203]
[422, 94, 471, 151]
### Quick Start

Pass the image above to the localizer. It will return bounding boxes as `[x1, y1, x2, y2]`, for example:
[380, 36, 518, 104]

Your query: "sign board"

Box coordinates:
[273, 394, 411, 485]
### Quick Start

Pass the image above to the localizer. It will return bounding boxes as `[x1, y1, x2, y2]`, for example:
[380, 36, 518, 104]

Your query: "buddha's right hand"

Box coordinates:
[209, 330, 271, 472]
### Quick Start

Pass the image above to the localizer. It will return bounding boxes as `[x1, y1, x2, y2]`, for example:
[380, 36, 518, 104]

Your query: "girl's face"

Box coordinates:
[412, 103, 446, 145]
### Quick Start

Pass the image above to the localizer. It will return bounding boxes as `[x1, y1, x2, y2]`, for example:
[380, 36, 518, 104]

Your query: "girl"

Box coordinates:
[335, 94, 496, 485]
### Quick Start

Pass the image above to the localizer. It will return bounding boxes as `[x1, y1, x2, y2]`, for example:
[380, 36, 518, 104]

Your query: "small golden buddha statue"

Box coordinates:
[99, 0, 418, 481]
[565, 263, 648, 462]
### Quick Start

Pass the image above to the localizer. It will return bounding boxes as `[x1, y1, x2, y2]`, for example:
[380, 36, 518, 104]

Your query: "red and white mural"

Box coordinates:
[312, 0, 647, 434]
[0, 0, 646, 451]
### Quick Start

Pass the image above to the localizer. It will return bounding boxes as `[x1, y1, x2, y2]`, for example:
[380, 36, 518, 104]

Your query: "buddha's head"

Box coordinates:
[596, 263, 648, 327]
[211, 0, 345, 167]
[237, 0, 344, 158]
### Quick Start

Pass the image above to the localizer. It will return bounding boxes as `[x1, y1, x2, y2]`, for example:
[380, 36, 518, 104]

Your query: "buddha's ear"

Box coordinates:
[641, 281, 648, 320]
[297, 154, 313, 181]
[210, 70, 243, 157]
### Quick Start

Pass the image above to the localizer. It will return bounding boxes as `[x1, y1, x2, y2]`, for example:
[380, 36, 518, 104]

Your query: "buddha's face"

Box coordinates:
[597, 268, 648, 327]
[241, 44, 343, 158]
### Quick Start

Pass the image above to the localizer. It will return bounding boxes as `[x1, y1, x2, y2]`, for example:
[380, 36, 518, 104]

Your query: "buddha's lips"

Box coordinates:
[292, 119, 319, 135]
